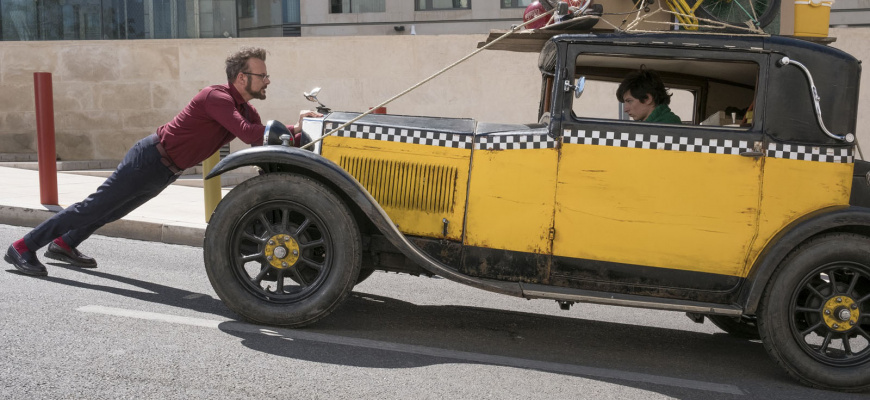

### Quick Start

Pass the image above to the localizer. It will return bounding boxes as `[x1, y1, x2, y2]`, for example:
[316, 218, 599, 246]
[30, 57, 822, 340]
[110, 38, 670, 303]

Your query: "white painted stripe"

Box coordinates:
[78, 305, 743, 396]
[79, 305, 221, 329]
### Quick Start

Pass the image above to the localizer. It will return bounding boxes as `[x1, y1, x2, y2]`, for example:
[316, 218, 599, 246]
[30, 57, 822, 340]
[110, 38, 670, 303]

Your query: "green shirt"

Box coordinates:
[645, 104, 682, 124]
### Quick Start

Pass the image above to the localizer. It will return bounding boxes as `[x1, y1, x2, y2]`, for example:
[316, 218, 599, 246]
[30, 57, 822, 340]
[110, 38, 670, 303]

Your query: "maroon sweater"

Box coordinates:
[156, 83, 264, 169]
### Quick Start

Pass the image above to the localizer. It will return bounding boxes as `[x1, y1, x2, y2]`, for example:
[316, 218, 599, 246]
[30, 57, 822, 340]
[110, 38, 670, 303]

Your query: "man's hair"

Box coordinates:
[615, 68, 671, 106]
[225, 47, 267, 82]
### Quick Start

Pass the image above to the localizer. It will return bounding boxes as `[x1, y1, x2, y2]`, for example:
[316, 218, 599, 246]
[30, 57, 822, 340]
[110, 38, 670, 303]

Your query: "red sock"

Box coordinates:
[53, 237, 72, 251]
[12, 239, 29, 254]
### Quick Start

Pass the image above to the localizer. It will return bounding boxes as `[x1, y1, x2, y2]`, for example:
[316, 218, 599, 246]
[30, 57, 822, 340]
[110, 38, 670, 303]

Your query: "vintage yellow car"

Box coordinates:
[203, 32, 868, 391]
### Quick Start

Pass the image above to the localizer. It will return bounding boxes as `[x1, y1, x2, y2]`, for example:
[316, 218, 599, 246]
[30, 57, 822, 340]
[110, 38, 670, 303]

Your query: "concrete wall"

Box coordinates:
[0, 27, 868, 161]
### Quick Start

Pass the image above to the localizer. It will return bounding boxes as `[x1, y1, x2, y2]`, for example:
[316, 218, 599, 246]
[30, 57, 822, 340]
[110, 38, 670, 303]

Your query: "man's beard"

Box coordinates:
[246, 80, 266, 100]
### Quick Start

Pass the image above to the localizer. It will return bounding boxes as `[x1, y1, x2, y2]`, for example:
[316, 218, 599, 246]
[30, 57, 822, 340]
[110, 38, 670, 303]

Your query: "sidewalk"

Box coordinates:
[0, 166, 230, 247]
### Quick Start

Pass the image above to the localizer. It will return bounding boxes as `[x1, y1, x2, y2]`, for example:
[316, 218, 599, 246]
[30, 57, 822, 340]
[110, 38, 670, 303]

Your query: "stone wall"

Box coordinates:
[0, 28, 867, 160]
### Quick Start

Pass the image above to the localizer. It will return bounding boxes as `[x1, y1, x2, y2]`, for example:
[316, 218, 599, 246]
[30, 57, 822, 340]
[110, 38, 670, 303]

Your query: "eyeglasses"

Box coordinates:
[243, 72, 270, 80]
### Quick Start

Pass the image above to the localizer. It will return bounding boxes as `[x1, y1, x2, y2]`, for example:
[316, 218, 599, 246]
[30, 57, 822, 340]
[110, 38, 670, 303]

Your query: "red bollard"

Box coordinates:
[34, 72, 58, 206]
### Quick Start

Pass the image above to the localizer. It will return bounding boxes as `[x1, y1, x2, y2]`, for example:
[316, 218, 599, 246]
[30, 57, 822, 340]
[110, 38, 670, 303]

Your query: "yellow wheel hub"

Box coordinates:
[264, 234, 300, 269]
[822, 295, 860, 332]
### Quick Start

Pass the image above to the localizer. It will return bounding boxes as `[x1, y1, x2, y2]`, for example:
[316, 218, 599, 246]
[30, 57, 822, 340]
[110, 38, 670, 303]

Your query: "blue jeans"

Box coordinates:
[23, 134, 180, 251]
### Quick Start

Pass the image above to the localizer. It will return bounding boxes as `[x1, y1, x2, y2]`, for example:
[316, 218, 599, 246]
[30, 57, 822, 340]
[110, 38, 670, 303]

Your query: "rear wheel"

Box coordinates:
[758, 233, 870, 391]
[204, 173, 361, 327]
[689, 0, 781, 29]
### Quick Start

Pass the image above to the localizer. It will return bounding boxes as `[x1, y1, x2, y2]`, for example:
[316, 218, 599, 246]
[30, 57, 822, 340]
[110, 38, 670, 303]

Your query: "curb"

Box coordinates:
[0, 205, 204, 248]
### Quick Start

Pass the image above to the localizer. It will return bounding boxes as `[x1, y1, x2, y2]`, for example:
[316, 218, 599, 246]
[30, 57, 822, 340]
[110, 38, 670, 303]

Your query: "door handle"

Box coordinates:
[740, 141, 764, 158]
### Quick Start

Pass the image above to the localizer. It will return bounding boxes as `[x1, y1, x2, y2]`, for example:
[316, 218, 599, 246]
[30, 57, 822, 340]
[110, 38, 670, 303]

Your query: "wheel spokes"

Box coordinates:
[258, 214, 275, 236]
[240, 253, 261, 263]
[271, 268, 286, 293]
[242, 231, 266, 244]
[300, 257, 325, 271]
[289, 265, 309, 287]
[843, 333, 854, 356]
[805, 283, 825, 300]
[791, 263, 870, 366]
[819, 331, 834, 354]
[826, 269, 839, 294]
[252, 263, 270, 283]
[847, 272, 860, 296]
[800, 321, 824, 337]
[230, 200, 333, 303]
[294, 217, 312, 237]
[299, 239, 324, 250]
[795, 306, 821, 313]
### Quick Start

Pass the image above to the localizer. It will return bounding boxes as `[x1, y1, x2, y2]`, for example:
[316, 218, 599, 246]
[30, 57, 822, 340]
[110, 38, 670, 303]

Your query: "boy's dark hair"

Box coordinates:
[616, 68, 671, 106]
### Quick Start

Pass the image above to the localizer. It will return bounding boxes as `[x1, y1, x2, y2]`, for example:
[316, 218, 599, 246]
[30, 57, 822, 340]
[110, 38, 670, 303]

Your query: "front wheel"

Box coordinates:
[758, 233, 870, 391]
[204, 173, 361, 327]
[689, 0, 781, 29]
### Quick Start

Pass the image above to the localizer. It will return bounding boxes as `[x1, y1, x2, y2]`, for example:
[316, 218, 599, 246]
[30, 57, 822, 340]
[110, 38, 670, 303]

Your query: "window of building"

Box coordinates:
[417, 0, 471, 11]
[330, 0, 386, 13]
[239, 0, 255, 18]
[1, 0, 237, 41]
[502, 0, 532, 8]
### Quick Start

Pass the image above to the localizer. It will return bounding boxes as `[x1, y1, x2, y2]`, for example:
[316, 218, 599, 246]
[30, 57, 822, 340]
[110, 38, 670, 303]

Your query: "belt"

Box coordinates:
[150, 133, 183, 175]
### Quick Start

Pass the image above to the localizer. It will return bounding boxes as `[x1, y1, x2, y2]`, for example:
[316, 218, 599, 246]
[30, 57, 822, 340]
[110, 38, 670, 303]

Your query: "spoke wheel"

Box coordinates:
[204, 173, 361, 327]
[688, 0, 781, 29]
[759, 233, 870, 391]
[231, 201, 332, 303]
[789, 262, 870, 367]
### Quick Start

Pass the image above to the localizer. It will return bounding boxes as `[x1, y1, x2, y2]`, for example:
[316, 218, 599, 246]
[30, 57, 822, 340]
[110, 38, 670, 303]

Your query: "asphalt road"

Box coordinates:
[0, 224, 865, 399]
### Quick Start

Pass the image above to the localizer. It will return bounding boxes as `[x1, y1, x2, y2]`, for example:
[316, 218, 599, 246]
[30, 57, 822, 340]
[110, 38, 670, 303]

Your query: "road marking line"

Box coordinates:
[78, 305, 743, 395]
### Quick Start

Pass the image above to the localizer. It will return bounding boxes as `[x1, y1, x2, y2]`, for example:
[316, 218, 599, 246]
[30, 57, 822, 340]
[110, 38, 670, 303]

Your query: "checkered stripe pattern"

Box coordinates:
[475, 133, 557, 150]
[325, 122, 473, 149]
[767, 143, 853, 163]
[563, 129, 752, 155]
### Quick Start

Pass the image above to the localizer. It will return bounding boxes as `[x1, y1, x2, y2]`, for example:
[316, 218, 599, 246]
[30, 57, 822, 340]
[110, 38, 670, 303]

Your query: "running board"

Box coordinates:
[520, 283, 744, 316]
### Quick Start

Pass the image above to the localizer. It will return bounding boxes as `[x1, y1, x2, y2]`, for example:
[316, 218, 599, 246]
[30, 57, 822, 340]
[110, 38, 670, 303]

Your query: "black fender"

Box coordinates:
[739, 205, 870, 314]
[206, 146, 522, 297]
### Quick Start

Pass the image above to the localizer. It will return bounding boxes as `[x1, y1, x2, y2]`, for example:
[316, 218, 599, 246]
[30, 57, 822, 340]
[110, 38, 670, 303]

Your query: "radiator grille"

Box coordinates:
[340, 156, 458, 213]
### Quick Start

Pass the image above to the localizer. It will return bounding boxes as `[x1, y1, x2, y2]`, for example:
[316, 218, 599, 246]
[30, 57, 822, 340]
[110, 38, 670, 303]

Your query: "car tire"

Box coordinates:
[204, 172, 361, 327]
[708, 315, 760, 340]
[758, 233, 870, 391]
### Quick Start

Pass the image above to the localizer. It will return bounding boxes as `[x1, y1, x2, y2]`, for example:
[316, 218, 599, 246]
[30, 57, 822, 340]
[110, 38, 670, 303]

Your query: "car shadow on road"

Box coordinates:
[216, 292, 814, 399]
[28, 265, 836, 398]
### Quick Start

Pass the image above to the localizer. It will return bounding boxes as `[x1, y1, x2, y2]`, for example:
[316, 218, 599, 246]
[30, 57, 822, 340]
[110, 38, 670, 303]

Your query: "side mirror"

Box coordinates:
[564, 76, 586, 99]
[574, 76, 586, 99]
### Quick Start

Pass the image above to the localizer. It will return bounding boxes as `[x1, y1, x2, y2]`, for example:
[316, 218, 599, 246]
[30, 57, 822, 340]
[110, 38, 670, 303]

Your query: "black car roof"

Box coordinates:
[547, 32, 858, 64]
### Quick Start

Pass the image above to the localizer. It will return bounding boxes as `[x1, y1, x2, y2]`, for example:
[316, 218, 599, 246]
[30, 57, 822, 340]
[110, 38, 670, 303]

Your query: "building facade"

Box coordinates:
[832, 0, 870, 27]
[2, 1, 867, 42]
[0, 0, 534, 41]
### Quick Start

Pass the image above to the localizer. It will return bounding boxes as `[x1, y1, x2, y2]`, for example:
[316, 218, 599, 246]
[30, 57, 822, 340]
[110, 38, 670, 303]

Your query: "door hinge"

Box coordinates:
[548, 228, 556, 241]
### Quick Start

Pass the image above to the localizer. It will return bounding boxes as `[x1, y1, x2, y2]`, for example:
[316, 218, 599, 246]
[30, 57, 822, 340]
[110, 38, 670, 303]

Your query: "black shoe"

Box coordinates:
[4, 245, 48, 276]
[44, 242, 98, 268]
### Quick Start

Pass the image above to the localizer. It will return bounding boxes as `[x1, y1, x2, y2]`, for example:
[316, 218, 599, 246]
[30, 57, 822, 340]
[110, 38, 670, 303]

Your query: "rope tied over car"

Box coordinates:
[300, 7, 563, 151]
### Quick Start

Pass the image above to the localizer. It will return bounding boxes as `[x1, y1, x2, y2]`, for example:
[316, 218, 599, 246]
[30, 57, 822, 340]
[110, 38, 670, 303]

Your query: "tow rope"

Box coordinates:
[301, 7, 562, 151]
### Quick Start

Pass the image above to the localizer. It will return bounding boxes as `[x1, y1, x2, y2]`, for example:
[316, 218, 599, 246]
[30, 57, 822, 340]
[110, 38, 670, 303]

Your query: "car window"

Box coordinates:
[568, 54, 759, 129]
[573, 81, 695, 123]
